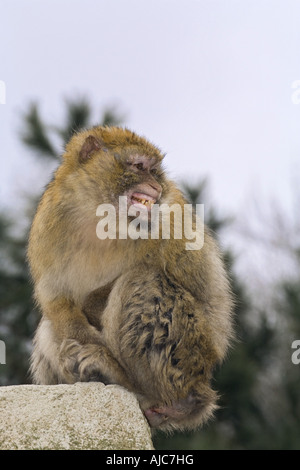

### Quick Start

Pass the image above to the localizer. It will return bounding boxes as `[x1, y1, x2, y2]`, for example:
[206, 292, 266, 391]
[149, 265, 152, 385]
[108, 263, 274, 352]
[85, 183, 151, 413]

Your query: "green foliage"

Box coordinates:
[181, 179, 232, 235]
[21, 103, 58, 159]
[54, 98, 93, 144]
[20, 98, 125, 160]
[0, 216, 37, 384]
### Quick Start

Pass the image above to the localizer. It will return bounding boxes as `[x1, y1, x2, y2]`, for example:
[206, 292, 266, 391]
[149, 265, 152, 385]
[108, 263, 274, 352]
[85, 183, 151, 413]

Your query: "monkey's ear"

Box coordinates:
[78, 135, 107, 163]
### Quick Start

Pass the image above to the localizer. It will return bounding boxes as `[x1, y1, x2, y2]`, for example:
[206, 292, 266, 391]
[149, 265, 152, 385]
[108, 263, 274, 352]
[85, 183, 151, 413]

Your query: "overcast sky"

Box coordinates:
[1, 0, 300, 222]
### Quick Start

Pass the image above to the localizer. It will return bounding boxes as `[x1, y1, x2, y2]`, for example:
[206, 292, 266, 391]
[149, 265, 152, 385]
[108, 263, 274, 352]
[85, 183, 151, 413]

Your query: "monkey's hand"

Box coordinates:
[59, 339, 132, 389]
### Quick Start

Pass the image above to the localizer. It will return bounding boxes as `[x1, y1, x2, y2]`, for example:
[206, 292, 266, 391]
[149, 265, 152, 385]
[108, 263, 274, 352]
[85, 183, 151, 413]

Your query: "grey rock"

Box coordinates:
[0, 382, 154, 450]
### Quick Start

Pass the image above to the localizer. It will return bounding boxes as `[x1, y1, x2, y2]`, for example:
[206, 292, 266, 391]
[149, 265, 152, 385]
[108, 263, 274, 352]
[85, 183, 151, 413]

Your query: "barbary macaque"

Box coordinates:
[28, 126, 234, 432]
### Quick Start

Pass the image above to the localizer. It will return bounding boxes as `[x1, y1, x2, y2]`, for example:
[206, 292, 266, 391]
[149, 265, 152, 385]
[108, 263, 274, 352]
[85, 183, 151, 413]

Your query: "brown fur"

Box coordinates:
[28, 126, 234, 433]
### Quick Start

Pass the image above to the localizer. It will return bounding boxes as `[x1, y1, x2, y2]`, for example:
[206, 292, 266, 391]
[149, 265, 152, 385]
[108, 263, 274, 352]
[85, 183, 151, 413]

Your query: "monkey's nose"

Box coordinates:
[148, 183, 162, 201]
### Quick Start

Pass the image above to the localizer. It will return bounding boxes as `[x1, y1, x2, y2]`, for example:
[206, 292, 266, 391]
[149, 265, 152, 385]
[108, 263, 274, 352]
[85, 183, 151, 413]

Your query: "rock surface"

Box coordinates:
[0, 382, 154, 450]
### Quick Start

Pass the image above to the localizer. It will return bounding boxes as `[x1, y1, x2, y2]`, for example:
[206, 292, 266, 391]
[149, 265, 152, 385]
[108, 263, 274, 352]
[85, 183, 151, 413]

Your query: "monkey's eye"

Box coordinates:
[134, 163, 144, 171]
[150, 168, 158, 175]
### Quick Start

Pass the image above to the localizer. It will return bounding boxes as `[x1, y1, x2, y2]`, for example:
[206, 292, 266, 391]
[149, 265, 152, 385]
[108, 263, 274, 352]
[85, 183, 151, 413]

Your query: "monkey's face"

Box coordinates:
[116, 152, 163, 217]
[68, 127, 167, 222]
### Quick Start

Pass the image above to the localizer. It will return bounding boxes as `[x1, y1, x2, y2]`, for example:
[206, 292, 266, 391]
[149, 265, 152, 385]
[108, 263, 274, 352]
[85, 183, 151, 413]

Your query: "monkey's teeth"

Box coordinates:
[131, 195, 155, 209]
[133, 197, 150, 205]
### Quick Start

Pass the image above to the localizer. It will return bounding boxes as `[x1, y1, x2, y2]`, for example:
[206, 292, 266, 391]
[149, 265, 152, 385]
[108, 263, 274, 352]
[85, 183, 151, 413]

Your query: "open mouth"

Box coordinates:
[130, 192, 156, 211]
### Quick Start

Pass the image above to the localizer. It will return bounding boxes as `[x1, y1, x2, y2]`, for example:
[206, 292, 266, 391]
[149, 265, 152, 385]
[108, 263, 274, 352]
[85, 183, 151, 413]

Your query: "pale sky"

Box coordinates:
[1, 0, 300, 223]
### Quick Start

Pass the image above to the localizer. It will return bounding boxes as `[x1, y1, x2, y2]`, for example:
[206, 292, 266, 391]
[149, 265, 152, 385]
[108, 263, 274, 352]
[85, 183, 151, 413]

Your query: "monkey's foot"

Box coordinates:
[59, 339, 132, 389]
[59, 339, 108, 383]
[77, 343, 113, 383]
